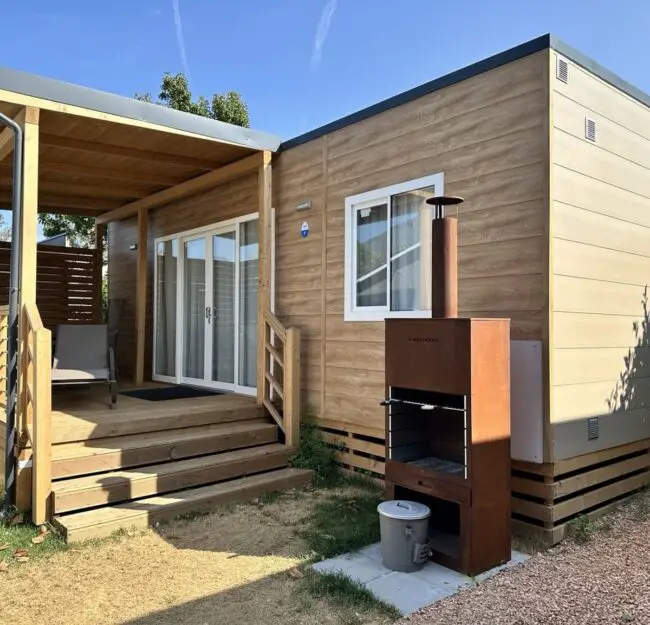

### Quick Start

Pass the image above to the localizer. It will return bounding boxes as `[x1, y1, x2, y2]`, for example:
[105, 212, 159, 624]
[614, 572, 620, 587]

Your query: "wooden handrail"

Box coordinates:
[19, 302, 52, 525]
[24, 301, 45, 331]
[262, 309, 286, 343]
[260, 309, 300, 449]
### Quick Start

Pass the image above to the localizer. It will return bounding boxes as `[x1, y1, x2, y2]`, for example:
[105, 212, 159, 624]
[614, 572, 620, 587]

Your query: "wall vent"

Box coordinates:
[587, 417, 600, 441]
[585, 117, 597, 142]
[557, 58, 569, 83]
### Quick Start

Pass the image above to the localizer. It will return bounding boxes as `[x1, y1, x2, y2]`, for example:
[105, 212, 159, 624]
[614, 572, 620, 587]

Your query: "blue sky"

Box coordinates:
[1, 0, 649, 140]
[0, 1, 648, 237]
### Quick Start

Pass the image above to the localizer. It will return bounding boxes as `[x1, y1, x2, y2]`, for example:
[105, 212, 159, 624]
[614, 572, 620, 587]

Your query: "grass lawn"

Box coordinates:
[0, 480, 397, 625]
[0, 503, 68, 569]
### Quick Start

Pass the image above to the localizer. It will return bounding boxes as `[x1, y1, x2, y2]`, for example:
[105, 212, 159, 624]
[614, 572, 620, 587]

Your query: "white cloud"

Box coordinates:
[172, 0, 190, 78]
[310, 0, 337, 72]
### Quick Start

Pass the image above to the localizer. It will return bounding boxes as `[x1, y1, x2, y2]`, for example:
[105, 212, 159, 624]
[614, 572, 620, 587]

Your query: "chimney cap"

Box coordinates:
[425, 195, 464, 206]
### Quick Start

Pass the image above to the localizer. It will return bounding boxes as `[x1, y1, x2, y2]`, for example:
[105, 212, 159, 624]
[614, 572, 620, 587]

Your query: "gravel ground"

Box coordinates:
[402, 492, 650, 625]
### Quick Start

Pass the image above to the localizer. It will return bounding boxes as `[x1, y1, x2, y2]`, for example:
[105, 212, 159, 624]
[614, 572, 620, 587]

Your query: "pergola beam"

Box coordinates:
[256, 150, 272, 405]
[0, 107, 36, 163]
[0, 179, 148, 201]
[0, 193, 116, 213]
[134, 207, 148, 384]
[95, 152, 262, 225]
[41, 133, 226, 171]
[0, 160, 184, 187]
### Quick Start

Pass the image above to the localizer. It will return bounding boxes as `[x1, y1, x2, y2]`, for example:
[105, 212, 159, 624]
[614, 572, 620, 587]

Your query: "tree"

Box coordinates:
[39, 214, 96, 247]
[0, 212, 12, 242]
[135, 72, 250, 128]
[38, 73, 250, 244]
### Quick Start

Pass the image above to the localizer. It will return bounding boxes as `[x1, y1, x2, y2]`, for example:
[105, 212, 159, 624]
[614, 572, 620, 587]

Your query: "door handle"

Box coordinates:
[205, 306, 212, 323]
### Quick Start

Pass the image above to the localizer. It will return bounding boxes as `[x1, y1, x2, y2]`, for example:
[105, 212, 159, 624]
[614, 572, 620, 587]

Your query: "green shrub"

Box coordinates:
[570, 515, 595, 543]
[290, 423, 341, 486]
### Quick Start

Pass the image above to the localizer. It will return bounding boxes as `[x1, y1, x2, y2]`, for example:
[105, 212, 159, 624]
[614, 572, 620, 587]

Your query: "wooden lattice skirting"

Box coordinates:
[511, 439, 650, 544]
[320, 424, 386, 483]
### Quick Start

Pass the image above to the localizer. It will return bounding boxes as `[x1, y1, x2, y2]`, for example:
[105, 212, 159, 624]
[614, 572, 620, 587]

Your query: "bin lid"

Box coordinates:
[378, 500, 430, 520]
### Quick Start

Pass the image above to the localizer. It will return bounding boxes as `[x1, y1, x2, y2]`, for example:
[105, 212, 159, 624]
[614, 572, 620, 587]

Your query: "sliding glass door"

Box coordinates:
[181, 235, 207, 384]
[211, 229, 236, 386]
[153, 214, 260, 395]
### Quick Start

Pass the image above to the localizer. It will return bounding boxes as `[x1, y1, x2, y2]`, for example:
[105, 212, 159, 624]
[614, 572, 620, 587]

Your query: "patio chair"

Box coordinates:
[51, 324, 117, 409]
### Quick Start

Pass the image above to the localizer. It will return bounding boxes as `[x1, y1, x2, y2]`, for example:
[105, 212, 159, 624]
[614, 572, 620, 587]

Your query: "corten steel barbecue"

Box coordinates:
[382, 196, 511, 576]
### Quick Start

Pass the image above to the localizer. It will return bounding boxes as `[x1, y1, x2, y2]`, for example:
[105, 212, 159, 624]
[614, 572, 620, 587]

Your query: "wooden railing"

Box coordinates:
[260, 310, 301, 449]
[21, 303, 52, 524]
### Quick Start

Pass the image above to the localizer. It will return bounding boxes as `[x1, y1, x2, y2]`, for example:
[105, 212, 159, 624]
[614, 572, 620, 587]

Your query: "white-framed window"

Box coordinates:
[344, 172, 444, 322]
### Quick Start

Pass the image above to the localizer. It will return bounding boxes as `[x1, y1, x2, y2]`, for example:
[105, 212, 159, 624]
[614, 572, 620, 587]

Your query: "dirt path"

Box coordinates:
[0, 488, 389, 625]
[403, 494, 650, 625]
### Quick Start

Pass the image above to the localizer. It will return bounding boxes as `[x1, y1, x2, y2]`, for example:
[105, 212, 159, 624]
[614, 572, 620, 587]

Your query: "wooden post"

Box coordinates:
[284, 327, 301, 449]
[94, 223, 106, 323]
[31, 326, 52, 525]
[134, 207, 148, 384]
[19, 107, 40, 309]
[256, 151, 272, 404]
[16, 106, 39, 510]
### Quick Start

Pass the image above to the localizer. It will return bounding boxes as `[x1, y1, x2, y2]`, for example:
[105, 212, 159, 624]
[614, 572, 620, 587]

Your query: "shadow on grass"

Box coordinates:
[117, 566, 397, 625]
[120, 482, 395, 625]
[299, 486, 382, 561]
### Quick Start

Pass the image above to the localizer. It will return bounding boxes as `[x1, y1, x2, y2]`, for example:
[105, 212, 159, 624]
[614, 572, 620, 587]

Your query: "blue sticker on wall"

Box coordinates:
[301, 221, 309, 238]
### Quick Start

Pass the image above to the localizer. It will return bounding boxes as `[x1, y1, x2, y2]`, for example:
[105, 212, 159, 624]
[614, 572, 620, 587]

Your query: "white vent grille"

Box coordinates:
[557, 58, 569, 83]
[585, 117, 597, 142]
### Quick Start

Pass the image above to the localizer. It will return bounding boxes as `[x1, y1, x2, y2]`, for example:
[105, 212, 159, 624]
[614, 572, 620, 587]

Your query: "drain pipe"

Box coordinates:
[1, 112, 23, 511]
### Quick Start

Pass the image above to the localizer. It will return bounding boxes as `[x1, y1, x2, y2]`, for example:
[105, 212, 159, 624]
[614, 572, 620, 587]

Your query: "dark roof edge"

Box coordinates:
[549, 35, 650, 108]
[280, 34, 551, 151]
[280, 33, 650, 152]
[0, 65, 282, 152]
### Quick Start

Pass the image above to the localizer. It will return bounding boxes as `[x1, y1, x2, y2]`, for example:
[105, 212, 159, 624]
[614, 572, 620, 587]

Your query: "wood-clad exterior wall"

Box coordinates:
[107, 51, 550, 470]
[108, 171, 259, 379]
[273, 51, 549, 445]
[550, 50, 650, 460]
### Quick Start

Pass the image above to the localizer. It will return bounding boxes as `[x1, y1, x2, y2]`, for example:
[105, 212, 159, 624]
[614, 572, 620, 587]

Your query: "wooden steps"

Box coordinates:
[49, 392, 313, 542]
[53, 468, 313, 542]
[51, 394, 264, 444]
[52, 420, 279, 479]
[52, 443, 294, 513]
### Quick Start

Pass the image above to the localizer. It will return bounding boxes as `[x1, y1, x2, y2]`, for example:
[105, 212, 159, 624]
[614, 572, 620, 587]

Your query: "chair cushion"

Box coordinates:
[52, 367, 110, 383]
[54, 325, 108, 372]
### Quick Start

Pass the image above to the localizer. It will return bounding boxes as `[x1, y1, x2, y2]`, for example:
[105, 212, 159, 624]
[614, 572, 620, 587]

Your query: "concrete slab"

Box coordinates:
[358, 542, 382, 562]
[310, 542, 529, 615]
[366, 571, 453, 615]
[312, 552, 391, 584]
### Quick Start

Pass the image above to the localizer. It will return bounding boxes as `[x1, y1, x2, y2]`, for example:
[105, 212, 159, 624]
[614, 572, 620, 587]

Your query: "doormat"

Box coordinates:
[121, 386, 225, 401]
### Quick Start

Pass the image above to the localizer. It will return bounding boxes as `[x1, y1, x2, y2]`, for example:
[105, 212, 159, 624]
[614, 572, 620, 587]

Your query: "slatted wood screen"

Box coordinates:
[0, 242, 101, 329]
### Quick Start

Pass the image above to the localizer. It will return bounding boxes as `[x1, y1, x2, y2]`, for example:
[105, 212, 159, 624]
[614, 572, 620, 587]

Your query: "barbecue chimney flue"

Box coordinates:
[426, 196, 464, 319]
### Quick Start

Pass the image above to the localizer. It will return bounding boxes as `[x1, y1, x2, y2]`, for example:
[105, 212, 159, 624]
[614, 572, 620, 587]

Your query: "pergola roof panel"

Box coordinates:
[0, 66, 279, 217]
[0, 64, 281, 151]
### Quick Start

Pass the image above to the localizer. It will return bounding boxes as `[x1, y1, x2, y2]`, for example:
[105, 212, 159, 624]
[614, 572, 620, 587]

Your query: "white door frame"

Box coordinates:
[152, 211, 269, 396]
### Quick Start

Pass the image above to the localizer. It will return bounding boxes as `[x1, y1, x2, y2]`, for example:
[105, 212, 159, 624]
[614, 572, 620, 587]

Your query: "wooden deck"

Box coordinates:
[51, 385, 262, 444]
[49, 385, 312, 541]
